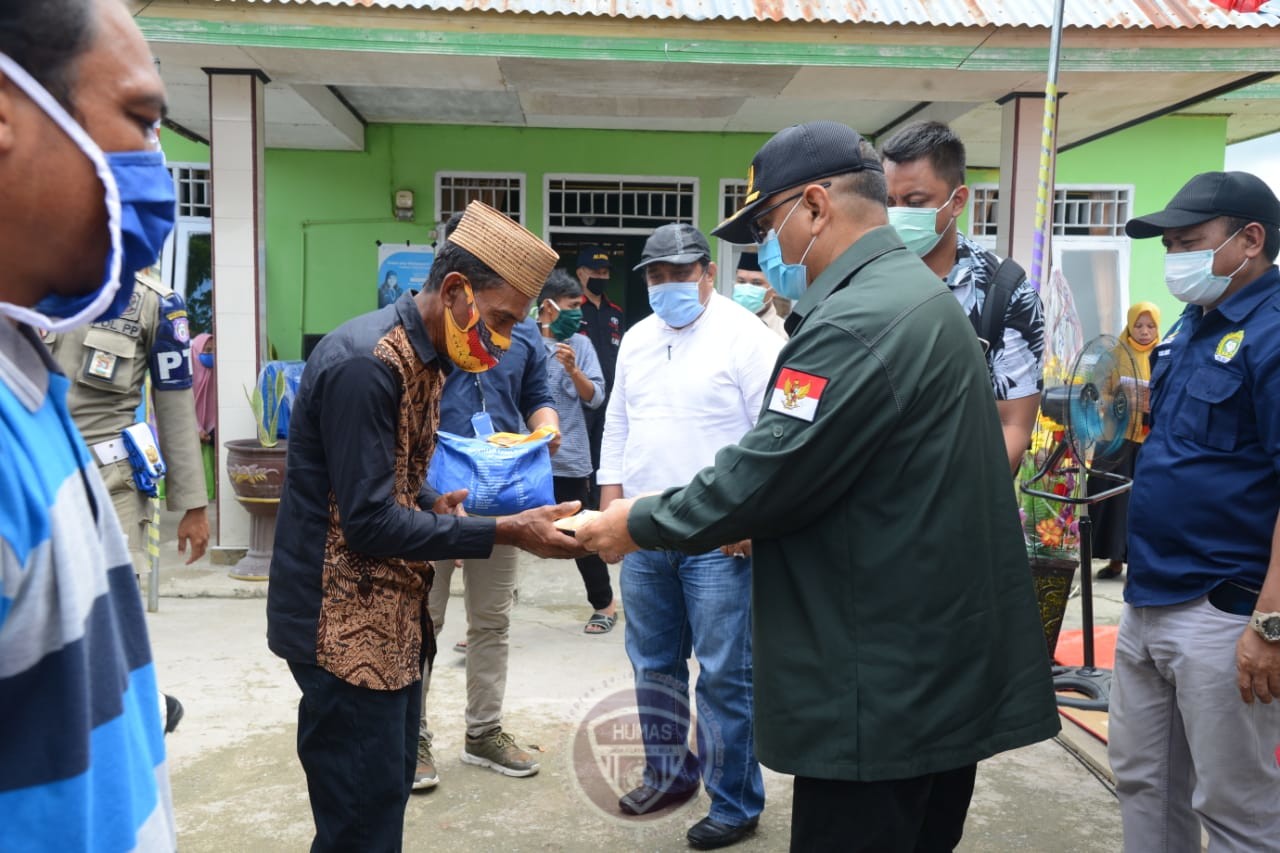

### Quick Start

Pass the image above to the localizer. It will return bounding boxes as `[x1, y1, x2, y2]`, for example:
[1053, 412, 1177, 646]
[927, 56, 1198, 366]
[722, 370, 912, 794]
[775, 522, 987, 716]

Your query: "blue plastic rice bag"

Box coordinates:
[427, 424, 556, 516]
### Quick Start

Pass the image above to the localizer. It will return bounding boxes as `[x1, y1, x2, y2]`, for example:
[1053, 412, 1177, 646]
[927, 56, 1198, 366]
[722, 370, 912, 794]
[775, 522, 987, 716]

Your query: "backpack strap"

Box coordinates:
[974, 258, 1026, 351]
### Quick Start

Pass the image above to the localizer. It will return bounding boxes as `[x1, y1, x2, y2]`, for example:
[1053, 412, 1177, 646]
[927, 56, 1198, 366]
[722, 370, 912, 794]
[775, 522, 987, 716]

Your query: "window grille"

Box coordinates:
[969, 185, 1132, 239]
[547, 177, 696, 230]
[169, 165, 211, 218]
[437, 173, 524, 224]
[722, 180, 749, 221]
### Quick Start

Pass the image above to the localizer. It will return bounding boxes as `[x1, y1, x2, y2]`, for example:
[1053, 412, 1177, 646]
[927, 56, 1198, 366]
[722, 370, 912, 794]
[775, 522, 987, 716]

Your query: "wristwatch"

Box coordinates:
[1251, 611, 1280, 643]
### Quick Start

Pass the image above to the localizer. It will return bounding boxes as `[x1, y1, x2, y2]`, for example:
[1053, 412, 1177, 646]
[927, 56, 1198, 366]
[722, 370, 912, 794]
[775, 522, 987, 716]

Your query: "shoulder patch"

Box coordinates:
[767, 368, 828, 422]
[149, 292, 193, 391]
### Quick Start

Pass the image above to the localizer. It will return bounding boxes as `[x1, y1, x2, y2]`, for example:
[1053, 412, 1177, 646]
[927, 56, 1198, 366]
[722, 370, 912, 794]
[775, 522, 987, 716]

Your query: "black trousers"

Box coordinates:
[790, 764, 977, 853]
[289, 662, 422, 853]
[553, 475, 614, 610]
[1086, 438, 1139, 563]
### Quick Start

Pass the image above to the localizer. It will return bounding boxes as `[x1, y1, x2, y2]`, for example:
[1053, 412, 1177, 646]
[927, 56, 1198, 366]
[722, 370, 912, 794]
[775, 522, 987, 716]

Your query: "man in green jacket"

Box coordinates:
[579, 121, 1059, 851]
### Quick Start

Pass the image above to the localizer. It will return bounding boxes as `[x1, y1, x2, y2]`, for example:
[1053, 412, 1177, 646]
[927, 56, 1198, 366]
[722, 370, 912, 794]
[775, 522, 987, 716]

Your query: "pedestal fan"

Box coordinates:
[1021, 335, 1139, 711]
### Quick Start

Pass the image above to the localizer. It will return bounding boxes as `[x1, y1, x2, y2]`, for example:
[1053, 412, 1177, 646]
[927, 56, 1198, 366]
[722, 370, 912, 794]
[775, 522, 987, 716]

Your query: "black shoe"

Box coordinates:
[164, 694, 184, 735]
[1095, 563, 1123, 580]
[686, 816, 759, 849]
[618, 783, 698, 816]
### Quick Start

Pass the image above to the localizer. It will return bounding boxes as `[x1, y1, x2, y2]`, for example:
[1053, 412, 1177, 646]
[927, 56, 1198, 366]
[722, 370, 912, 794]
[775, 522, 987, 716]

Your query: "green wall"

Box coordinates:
[162, 131, 210, 164]
[968, 114, 1226, 334]
[171, 114, 1227, 357]
[264, 125, 770, 358]
[1057, 114, 1227, 330]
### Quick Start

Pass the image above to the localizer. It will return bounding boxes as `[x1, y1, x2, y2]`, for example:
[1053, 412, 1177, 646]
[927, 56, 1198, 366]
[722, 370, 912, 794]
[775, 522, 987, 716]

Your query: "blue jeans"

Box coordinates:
[621, 548, 765, 826]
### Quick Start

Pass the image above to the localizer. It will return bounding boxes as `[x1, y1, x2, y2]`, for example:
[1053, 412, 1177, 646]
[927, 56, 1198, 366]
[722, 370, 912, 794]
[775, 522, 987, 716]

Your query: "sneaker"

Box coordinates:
[412, 737, 439, 790]
[461, 728, 540, 777]
[164, 694, 184, 735]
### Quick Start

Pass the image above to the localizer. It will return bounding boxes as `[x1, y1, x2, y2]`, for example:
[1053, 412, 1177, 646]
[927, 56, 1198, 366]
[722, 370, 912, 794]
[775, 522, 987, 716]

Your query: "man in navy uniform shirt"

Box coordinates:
[1111, 171, 1280, 852]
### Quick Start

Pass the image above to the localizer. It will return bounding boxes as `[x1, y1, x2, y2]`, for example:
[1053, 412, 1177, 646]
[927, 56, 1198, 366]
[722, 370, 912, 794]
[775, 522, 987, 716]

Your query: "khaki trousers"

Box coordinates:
[419, 544, 519, 741]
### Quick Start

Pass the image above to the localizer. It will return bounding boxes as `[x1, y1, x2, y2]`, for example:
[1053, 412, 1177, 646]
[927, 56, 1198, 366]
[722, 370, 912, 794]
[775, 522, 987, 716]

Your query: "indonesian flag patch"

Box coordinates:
[767, 368, 828, 422]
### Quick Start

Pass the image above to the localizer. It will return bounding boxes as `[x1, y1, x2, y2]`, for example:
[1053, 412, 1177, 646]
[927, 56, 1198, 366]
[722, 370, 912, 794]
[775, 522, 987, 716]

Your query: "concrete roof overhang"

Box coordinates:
[135, 0, 1280, 165]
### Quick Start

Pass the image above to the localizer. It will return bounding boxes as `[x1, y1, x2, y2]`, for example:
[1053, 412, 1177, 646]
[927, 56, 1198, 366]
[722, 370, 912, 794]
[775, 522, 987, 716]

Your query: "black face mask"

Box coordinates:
[586, 277, 608, 296]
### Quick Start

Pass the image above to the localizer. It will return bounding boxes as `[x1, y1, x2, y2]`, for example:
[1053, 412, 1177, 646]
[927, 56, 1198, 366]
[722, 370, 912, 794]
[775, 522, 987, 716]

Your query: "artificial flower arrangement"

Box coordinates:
[1018, 411, 1083, 563]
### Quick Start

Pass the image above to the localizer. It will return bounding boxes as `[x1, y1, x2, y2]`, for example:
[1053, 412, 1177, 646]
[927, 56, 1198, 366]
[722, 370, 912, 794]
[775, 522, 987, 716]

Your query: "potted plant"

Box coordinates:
[1019, 412, 1082, 660]
[224, 367, 288, 581]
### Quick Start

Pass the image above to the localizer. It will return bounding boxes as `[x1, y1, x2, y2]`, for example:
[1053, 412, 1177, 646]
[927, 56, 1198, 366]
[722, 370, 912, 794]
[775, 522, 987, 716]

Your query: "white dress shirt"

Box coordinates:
[598, 292, 784, 497]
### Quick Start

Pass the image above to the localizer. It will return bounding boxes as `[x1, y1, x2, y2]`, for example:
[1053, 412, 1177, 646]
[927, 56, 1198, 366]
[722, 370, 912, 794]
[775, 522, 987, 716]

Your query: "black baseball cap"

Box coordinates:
[576, 246, 611, 270]
[1126, 171, 1280, 239]
[713, 121, 883, 244]
[633, 224, 711, 271]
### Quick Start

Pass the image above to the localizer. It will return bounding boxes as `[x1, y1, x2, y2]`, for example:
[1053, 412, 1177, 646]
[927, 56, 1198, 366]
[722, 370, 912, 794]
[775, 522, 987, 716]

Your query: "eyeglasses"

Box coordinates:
[748, 181, 832, 243]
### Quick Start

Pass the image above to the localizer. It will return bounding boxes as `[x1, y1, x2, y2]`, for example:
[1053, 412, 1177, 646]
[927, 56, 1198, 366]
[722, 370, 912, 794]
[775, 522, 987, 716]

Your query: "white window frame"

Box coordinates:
[435, 171, 527, 227]
[717, 178, 752, 295]
[966, 182, 1135, 247]
[968, 182, 1133, 338]
[161, 161, 211, 293]
[542, 173, 700, 238]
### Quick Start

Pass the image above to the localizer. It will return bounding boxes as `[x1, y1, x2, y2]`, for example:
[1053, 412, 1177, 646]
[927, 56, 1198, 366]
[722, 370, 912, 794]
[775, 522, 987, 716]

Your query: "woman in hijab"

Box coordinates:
[191, 333, 218, 501]
[1091, 302, 1161, 580]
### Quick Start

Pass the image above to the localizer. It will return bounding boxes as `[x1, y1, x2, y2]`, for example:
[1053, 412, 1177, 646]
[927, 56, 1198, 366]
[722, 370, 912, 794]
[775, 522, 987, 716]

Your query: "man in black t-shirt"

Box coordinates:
[575, 246, 624, 506]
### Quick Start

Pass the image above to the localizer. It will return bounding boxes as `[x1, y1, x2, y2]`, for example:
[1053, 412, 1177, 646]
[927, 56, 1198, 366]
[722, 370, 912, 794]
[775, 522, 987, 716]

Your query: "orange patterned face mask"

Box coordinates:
[444, 279, 511, 373]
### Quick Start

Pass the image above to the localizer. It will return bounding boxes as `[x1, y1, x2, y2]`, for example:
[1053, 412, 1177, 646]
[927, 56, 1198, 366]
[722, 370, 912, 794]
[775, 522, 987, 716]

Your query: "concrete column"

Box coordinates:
[207, 69, 268, 549]
[996, 92, 1056, 279]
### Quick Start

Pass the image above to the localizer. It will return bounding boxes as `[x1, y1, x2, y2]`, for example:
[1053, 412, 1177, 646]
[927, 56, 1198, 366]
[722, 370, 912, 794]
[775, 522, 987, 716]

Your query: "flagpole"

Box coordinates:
[1031, 0, 1067, 290]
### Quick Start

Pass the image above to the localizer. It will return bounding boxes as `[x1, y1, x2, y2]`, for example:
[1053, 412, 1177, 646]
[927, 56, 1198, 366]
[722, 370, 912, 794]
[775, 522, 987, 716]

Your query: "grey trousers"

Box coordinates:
[1110, 596, 1280, 853]
[419, 545, 520, 741]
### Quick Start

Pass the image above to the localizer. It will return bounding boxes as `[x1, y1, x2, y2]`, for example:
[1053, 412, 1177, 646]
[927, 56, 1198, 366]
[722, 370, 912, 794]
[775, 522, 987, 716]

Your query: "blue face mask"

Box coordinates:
[733, 283, 768, 314]
[34, 150, 177, 323]
[757, 198, 816, 302]
[648, 281, 705, 328]
[198, 352, 215, 369]
[0, 52, 177, 332]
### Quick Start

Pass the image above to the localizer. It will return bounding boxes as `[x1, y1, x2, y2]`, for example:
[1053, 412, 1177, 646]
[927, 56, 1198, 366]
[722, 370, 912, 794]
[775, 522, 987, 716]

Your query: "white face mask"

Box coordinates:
[1164, 229, 1246, 307]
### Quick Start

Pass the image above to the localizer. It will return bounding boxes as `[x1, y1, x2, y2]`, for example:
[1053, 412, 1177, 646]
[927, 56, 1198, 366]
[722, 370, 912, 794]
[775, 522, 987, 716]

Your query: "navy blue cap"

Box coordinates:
[576, 247, 611, 270]
[713, 121, 882, 244]
[1126, 171, 1280, 239]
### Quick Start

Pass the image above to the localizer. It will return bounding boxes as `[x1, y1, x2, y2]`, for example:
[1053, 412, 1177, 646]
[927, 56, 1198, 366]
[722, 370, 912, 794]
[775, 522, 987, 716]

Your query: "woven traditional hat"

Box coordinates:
[448, 201, 558, 298]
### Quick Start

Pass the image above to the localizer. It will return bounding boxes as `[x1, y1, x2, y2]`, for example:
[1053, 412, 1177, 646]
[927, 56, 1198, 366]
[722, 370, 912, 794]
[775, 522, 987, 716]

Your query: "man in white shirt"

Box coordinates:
[598, 224, 782, 849]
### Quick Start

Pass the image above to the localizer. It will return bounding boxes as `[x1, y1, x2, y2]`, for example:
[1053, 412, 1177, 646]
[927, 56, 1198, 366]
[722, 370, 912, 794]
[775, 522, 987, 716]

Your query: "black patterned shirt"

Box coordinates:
[944, 233, 1045, 401]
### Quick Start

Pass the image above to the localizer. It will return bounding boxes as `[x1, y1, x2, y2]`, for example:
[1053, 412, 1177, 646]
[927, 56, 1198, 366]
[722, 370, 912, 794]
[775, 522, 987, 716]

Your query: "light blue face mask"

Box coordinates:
[888, 187, 958, 257]
[757, 198, 816, 302]
[732, 283, 768, 314]
[648, 281, 705, 328]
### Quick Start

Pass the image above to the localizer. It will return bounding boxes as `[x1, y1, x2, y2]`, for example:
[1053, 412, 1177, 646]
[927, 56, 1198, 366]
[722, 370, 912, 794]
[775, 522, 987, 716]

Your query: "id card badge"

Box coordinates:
[471, 411, 495, 438]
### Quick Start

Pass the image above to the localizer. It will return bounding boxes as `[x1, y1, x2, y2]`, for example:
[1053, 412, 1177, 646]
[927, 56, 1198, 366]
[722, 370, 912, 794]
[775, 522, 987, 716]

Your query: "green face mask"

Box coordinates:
[546, 303, 584, 341]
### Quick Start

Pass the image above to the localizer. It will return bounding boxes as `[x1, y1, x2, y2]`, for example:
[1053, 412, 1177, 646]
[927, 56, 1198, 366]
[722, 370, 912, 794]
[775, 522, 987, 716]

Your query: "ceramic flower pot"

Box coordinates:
[224, 438, 287, 581]
[1029, 555, 1078, 660]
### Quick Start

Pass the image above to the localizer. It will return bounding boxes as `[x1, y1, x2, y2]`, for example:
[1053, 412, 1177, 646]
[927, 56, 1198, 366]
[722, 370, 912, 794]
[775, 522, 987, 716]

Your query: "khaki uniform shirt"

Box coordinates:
[44, 273, 207, 518]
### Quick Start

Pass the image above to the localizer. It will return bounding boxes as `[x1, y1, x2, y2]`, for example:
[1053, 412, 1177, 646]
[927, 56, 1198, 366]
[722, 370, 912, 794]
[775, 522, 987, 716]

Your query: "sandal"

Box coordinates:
[584, 612, 617, 635]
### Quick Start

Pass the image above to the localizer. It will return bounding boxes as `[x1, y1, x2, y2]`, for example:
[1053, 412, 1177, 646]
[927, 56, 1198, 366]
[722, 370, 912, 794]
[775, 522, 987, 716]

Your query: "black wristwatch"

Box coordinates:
[1251, 611, 1280, 643]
